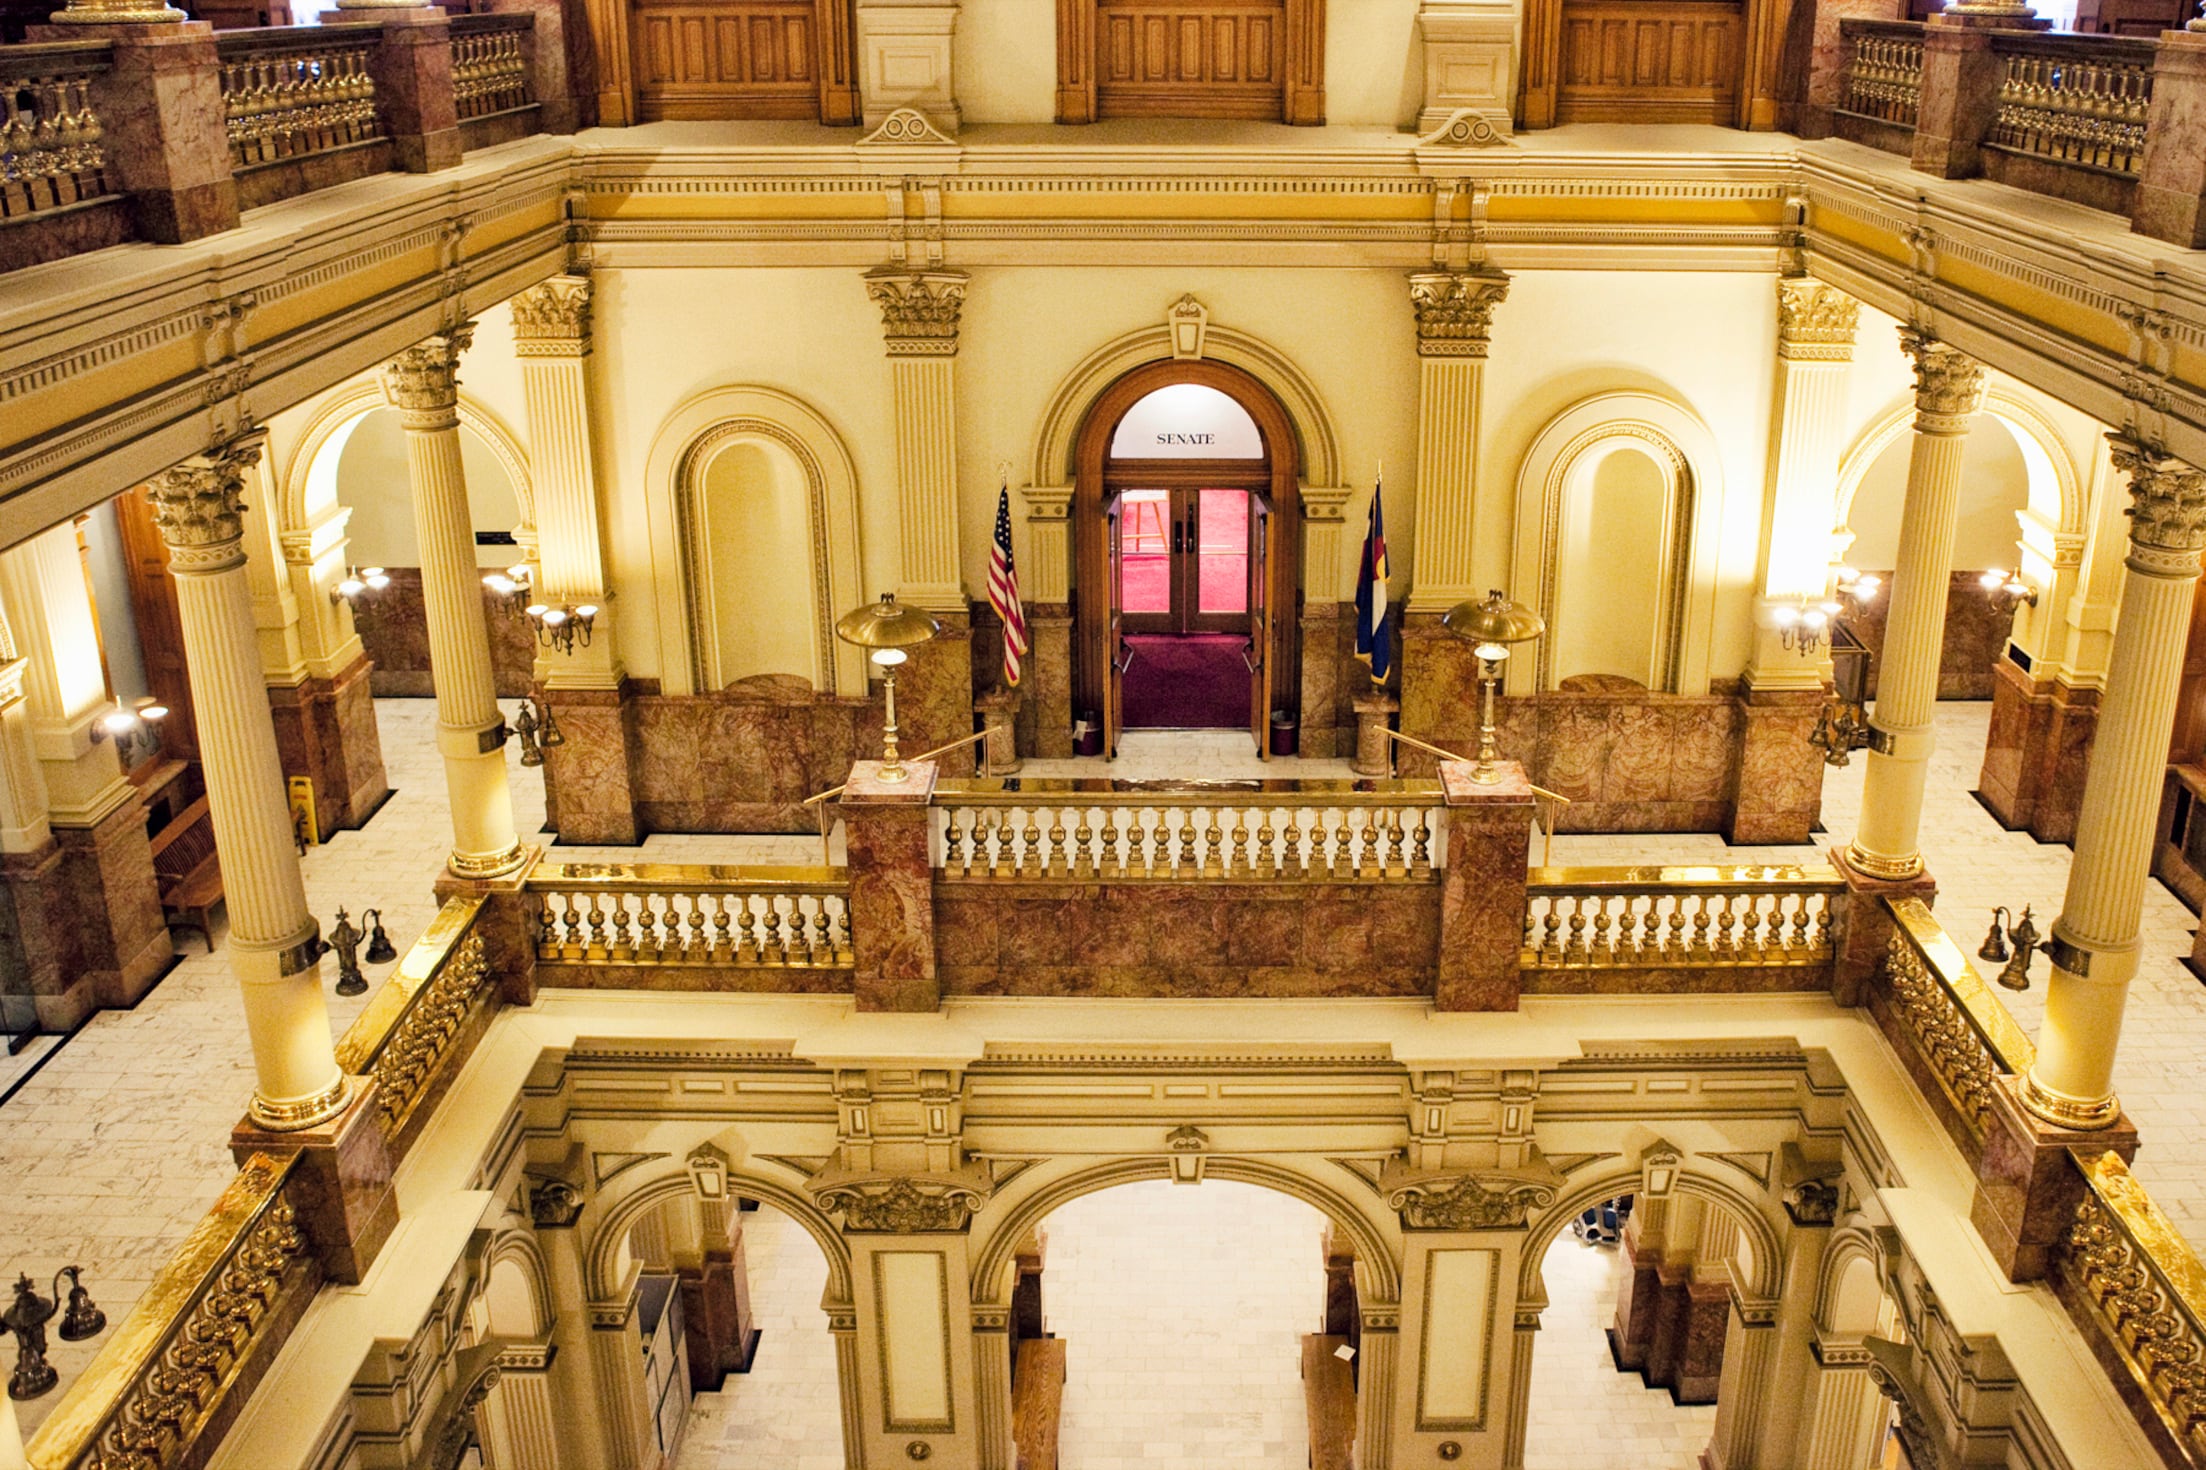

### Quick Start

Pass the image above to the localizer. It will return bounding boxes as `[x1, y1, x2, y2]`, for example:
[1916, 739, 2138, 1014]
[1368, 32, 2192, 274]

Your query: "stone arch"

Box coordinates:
[1510, 391, 1726, 696]
[481, 1227, 556, 1334]
[279, 378, 536, 539]
[1517, 1162, 1786, 1311]
[642, 385, 867, 697]
[968, 1154, 1403, 1309]
[583, 1163, 855, 1309]
[1833, 387, 2083, 548]
[1814, 1225, 1892, 1336]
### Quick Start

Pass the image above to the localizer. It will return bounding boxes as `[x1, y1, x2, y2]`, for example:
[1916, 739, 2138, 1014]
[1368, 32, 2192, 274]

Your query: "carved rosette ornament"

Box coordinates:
[147, 438, 262, 576]
[812, 1169, 992, 1232]
[1407, 271, 1510, 359]
[1775, 278, 1860, 363]
[1384, 1169, 1557, 1230]
[2109, 437, 2206, 579]
[865, 269, 968, 357]
[1897, 327, 1986, 435]
[510, 275, 594, 357]
[381, 325, 476, 429]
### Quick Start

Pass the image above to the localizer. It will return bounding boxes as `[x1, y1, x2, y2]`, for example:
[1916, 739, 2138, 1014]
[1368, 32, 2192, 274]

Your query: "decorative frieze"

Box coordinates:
[1897, 327, 1986, 433]
[865, 269, 967, 356]
[810, 1169, 991, 1231]
[148, 437, 261, 572]
[510, 274, 593, 355]
[1775, 277, 1860, 362]
[382, 325, 476, 422]
[2110, 436, 2206, 574]
[1407, 270, 1509, 358]
[1382, 1162, 1558, 1229]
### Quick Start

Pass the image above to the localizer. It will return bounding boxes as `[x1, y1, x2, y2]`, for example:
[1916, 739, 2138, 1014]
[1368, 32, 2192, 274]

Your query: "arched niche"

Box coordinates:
[1511, 392, 1725, 696]
[691, 437, 828, 691]
[282, 378, 536, 548]
[642, 386, 867, 698]
[1833, 388, 2082, 556]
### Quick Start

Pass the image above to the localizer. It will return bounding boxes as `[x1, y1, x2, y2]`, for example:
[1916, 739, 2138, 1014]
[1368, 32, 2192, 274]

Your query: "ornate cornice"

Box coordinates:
[809, 1166, 991, 1232]
[865, 269, 968, 357]
[1407, 271, 1509, 358]
[381, 325, 476, 423]
[147, 437, 262, 573]
[1775, 277, 1858, 362]
[1897, 327, 1986, 433]
[510, 275, 593, 355]
[2110, 436, 2206, 576]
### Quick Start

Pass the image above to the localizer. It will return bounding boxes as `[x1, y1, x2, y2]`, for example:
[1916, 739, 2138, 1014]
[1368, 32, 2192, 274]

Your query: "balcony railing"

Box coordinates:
[1522, 865, 1840, 977]
[1837, 20, 1925, 145]
[1872, 896, 2036, 1149]
[333, 892, 495, 1153]
[527, 862, 855, 980]
[0, 42, 113, 224]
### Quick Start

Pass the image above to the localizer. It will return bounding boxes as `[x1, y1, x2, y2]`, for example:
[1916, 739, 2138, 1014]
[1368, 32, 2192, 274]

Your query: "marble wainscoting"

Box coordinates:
[894, 608, 976, 778]
[267, 652, 390, 840]
[1976, 656, 2097, 844]
[1845, 569, 2018, 701]
[1296, 601, 1357, 760]
[353, 568, 538, 699]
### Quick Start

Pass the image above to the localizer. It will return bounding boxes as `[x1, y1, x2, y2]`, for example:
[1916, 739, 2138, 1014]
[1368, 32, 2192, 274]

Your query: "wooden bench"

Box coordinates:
[149, 794, 223, 952]
[1302, 1334, 1356, 1470]
[1012, 1337, 1065, 1470]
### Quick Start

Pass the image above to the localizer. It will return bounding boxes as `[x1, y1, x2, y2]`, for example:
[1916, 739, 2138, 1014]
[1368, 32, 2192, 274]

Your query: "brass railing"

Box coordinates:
[1522, 865, 1841, 969]
[0, 42, 112, 222]
[1987, 32, 2155, 175]
[24, 1152, 318, 1470]
[333, 893, 492, 1141]
[449, 13, 534, 120]
[1876, 896, 2036, 1143]
[527, 862, 854, 968]
[1840, 20, 1925, 129]
[932, 780, 1448, 881]
[2063, 1148, 2206, 1467]
[215, 27, 381, 170]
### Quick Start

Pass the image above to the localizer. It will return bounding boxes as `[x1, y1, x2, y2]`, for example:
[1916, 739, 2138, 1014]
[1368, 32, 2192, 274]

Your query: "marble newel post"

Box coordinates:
[382, 326, 526, 878]
[1399, 271, 1509, 768]
[1434, 758, 1533, 1010]
[840, 759, 939, 1012]
[147, 441, 346, 1130]
[867, 269, 975, 775]
[1846, 330, 1986, 880]
[513, 275, 642, 845]
[2022, 441, 2206, 1130]
[1734, 278, 1861, 844]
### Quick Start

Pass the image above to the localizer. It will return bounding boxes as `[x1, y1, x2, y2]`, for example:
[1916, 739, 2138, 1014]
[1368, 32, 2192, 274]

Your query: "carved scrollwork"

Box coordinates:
[527, 1177, 584, 1229]
[381, 326, 475, 423]
[865, 269, 968, 356]
[1881, 930, 1996, 1140]
[2063, 1186, 2206, 1451]
[1407, 271, 1509, 359]
[1776, 278, 1859, 362]
[510, 275, 593, 352]
[2109, 436, 2206, 572]
[1385, 1170, 1556, 1230]
[811, 1170, 992, 1232]
[147, 439, 262, 571]
[1897, 327, 1986, 432]
[372, 934, 491, 1135]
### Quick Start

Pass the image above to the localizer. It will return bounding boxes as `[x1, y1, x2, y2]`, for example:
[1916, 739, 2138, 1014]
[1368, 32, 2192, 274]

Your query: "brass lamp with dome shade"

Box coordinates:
[835, 593, 943, 782]
[1441, 590, 1546, 784]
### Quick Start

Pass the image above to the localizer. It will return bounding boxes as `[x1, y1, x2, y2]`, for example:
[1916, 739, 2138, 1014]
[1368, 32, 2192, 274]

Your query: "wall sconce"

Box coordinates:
[512, 688, 566, 768]
[331, 565, 391, 607]
[90, 698, 168, 768]
[1978, 904, 2041, 992]
[483, 564, 534, 618]
[1440, 590, 1546, 785]
[1772, 596, 1843, 655]
[1809, 623, 1882, 768]
[1979, 568, 2038, 613]
[526, 601, 599, 656]
[1834, 566, 1881, 608]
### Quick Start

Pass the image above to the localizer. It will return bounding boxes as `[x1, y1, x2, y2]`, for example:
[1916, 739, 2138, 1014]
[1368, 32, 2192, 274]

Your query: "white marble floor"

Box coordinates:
[1521, 1232, 1719, 1470]
[673, 1206, 842, 1470]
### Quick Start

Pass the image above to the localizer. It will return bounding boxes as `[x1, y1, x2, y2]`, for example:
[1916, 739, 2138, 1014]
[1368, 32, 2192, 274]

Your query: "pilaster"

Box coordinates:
[869, 268, 970, 614]
[1404, 270, 1507, 615]
[263, 494, 388, 839]
[0, 522, 132, 825]
[1019, 487, 1074, 758]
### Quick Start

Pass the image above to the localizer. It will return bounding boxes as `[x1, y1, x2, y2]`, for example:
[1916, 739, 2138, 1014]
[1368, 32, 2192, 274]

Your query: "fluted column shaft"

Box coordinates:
[2024, 440, 2206, 1127]
[1848, 330, 1987, 878]
[1406, 271, 1508, 613]
[868, 268, 968, 613]
[383, 327, 524, 878]
[514, 275, 621, 690]
[149, 440, 345, 1130]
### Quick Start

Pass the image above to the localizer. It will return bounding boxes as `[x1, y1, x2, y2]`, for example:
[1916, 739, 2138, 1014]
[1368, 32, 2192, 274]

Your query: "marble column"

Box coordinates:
[148, 440, 347, 1130]
[382, 326, 525, 878]
[0, 522, 169, 1022]
[2021, 440, 2206, 1129]
[513, 274, 642, 846]
[867, 268, 974, 773]
[1846, 330, 1986, 880]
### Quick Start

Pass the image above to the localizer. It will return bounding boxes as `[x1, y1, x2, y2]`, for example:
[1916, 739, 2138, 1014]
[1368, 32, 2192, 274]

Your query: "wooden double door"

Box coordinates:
[628, 0, 858, 121]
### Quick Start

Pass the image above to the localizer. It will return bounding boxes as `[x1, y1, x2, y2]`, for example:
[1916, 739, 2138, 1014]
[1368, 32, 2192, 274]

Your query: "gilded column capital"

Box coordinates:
[1407, 270, 1509, 358]
[865, 268, 968, 356]
[1776, 278, 1859, 362]
[147, 437, 263, 574]
[1897, 327, 1985, 432]
[510, 275, 593, 357]
[2110, 436, 2206, 577]
[381, 325, 476, 426]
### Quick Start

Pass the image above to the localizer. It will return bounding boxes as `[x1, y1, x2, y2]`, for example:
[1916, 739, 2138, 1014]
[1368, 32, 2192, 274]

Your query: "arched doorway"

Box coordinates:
[1074, 360, 1302, 758]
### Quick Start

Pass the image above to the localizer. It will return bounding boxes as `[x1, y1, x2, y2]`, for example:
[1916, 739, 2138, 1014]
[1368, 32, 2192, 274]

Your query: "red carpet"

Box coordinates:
[1122, 634, 1252, 728]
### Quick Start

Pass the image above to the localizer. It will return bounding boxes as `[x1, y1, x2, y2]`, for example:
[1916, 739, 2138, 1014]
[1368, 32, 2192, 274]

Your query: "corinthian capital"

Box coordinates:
[381, 325, 476, 422]
[147, 437, 264, 573]
[510, 276, 593, 355]
[1407, 271, 1509, 358]
[1897, 328, 1985, 431]
[865, 269, 967, 356]
[1776, 278, 1859, 362]
[2110, 436, 2206, 576]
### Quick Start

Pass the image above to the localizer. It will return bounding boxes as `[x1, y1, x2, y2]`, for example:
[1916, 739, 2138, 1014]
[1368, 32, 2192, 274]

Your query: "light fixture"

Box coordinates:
[1980, 568, 2039, 613]
[526, 601, 599, 656]
[834, 593, 943, 782]
[1809, 622, 1880, 767]
[331, 565, 391, 607]
[483, 563, 533, 618]
[1440, 589, 1545, 785]
[1772, 596, 1843, 655]
[1834, 565, 1881, 607]
[1978, 904, 2041, 992]
[89, 698, 168, 767]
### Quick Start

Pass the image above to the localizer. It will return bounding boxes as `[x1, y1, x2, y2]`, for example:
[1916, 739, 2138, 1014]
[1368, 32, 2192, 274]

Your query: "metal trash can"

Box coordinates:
[1269, 709, 1298, 758]
[1073, 711, 1104, 757]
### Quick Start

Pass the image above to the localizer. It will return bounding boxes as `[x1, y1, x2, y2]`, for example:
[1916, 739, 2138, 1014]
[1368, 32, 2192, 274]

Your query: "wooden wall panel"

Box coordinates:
[629, 0, 850, 120]
[1552, 0, 1740, 123]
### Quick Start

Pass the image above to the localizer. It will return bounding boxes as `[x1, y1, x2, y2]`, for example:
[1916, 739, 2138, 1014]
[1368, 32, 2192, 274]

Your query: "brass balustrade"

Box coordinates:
[1987, 34, 2155, 175]
[1840, 21, 1925, 128]
[448, 15, 534, 120]
[214, 29, 380, 169]
[23, 1152, 317, 1470]
[1877, 896, 2036, 1142]
[333, 893, 492, 1140]
[527, 862, 855, 967]
[0, 43, 111, 221]
[2062, 1148, 2206, 1467]
[933, 780, 1448, 882]
[1522, 865, 1841, 968]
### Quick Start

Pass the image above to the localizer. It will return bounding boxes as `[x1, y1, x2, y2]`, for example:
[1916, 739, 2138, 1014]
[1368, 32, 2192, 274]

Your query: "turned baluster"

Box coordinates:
[736, 897, 762, 963]
[1021, 808, 1043, 877]
[1713, 894, 1738, 959]
[1541, 906, 1564, 962]
[1410, 810, 1433, 875]
[1689, 896, 1713, 958]
[760, 901, 788, 964]
[1047, 807, 1069, 876]
[1172, 809, 1193, 874]
[1255, 809, 1279, 877]
[711, 894, 733, 961]
[1664, 900, 1687, 959]
[812, 898, 834, 964]
[1073, 808, 1094, 877]
[943, 811, 965, 874]
[1591, 898, 1615, 964]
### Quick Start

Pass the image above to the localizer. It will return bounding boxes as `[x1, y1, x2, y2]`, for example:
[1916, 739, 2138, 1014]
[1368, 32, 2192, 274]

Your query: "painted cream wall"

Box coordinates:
[1551, 444, 1668, 685]
[950, 0, 1424, 126]
[701, 439, 821, 686]
[336, 412, 526, 569]
[1847, 420, 2030, 571]
[1478, 271, 1778, 688]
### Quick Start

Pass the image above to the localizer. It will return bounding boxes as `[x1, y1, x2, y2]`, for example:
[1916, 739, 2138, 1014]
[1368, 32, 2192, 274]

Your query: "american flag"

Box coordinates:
[989, 484, 1028, 687]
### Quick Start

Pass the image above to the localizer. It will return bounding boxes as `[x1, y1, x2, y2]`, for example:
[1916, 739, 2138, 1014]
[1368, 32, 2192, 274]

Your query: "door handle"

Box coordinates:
[1173, 521, 1184, 554]
[1240, 638, 1261, 674]
[1115, 641, 1137, 674]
